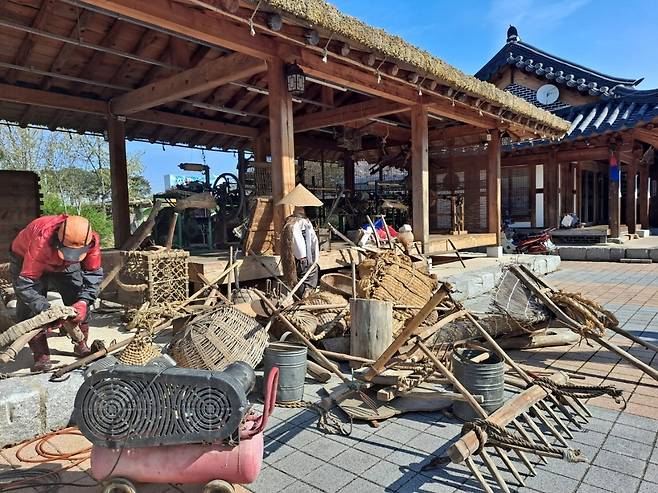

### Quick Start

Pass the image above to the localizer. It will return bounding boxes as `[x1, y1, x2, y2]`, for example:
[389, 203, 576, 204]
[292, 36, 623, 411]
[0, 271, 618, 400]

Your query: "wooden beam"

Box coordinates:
[294, 99, 407, 132]
[635, 128, 658, 149]
[626, 148, 638, 234]
[0, 84, 258, 139]
[344, 120, 410, 143]
[487, 130, 502, 244]
[81, 0, 277, 60]
[108, 116, 130, 246]
[268, 59, 296, 252]
[429, 124, 488, 142]
[609, 145, 621, 238]
[110, 53, 266, 115]
[411, 105, 429, 247]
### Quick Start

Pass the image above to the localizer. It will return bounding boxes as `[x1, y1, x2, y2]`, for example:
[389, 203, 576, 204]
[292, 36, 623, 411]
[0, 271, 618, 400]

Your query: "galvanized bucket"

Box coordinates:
[263, 342, 308, 403]
[452, 348, 505, 421]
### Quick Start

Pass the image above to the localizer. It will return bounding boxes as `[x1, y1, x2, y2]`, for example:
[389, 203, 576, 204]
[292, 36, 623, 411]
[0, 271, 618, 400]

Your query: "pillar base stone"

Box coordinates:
[486, 246, 503, 258]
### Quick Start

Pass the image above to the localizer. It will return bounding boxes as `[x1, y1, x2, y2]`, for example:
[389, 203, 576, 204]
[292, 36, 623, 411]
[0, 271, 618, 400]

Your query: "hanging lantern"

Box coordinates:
[286, 62, 305, 96]
[501, 131, 512, 146]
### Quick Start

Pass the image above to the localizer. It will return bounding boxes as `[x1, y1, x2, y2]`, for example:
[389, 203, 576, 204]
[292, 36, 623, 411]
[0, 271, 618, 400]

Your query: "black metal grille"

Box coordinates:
[75, 362, 254, 448]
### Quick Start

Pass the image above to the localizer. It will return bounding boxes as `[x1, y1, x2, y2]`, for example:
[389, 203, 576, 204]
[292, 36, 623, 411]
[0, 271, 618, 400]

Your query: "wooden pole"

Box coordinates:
[626, 151, 638, 234]
[411, 104, 429, 248]
[165, 212, 179, 249]
[487, 130, 502, 244]
[268, 59, 295, 253]
[544, 149, 560, 228]
[108, 115, 130, 247]
[609, 144, 621, 238]
[639, 163, 650, 230]
[343, 155, 355, 198]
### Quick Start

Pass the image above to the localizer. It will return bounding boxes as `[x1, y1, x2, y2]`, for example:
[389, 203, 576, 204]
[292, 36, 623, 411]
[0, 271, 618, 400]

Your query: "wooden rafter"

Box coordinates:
[635, 127, 658, 149]
[110, 52, 266, 115]
[429, 124, 489, 143]
[0, 83, 258, 139]
[294, 99, 407, 133]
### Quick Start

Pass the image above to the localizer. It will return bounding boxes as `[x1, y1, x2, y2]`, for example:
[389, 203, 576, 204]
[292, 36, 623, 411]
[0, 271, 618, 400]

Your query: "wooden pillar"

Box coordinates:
[575, 163, 582, 219]
[640, 163, 649, 229]
[411, 105, 429, 247]
[108, 115, 130, 247]
[609, 144, 621, 238]
[529, 164, 537, 227]
[625, 153, 638, 234]
[487, 130, 502, 244]
[544, 150, 559, 228]
[254, 134, 268, 162]
[343, 155, 355, 198]
[267, 59, 295, 251]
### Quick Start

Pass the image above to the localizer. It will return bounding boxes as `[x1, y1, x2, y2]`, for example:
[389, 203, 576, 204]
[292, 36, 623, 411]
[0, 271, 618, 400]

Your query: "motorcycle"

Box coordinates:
[502, 227, 557, 255]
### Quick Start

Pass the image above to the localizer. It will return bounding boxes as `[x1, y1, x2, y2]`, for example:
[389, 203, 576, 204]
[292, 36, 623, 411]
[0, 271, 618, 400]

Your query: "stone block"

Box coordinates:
[0, 379, 43, 447]
[486, 246, 503, 258]
[637, 229, 650, 238]
[586, 247, 611, 262]
[557, 246, 587, 260]
[626, 248, 649, 259]
[545, 255, 561, 272]
[32, 372, 84, 430]
[609, 247, 625, 261]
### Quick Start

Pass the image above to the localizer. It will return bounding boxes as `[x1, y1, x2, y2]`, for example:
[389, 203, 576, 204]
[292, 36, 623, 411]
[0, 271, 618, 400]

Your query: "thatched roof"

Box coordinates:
[257, 0, 570, 133]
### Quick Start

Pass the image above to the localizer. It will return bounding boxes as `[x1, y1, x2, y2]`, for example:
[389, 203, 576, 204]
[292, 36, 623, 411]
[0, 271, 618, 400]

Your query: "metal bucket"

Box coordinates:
[452, 348, 505, 421]
[263, 342, 307, 403]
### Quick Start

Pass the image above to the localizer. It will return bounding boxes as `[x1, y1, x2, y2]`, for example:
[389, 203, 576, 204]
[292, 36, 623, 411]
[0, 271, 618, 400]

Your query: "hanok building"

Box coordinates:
[0, 0, 568, 279]
[477, 26, 658, 239]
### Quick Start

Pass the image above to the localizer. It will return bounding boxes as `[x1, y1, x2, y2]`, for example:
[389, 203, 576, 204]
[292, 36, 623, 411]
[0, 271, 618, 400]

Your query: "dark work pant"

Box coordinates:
[10, 255, 89, 357]
[294, 258, 319, 299]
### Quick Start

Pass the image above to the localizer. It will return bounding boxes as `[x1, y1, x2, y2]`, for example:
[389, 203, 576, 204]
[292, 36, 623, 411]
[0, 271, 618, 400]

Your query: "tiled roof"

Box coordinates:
[476, 28, 642, 99]
[558, 87, 658, 139]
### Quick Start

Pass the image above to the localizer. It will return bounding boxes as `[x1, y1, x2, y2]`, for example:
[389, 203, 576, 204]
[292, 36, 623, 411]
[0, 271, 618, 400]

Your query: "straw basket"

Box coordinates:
[319, 273, 353, 298]
[171, 306, 268, 370]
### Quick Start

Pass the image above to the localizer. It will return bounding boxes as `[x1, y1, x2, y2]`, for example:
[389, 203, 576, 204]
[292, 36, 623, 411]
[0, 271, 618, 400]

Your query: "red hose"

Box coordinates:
[241, 367, 279, 438]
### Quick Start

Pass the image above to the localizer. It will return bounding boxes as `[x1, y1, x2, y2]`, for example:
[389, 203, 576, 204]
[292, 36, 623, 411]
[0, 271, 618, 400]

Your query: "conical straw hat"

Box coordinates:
[277, 184, 323, 207]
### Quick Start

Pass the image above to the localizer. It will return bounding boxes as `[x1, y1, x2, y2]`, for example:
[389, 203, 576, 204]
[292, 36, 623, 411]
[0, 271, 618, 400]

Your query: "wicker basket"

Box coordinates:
[171, 306, 268, 370]
[118, 249, 189, 307]
[119, 333, 161, 366]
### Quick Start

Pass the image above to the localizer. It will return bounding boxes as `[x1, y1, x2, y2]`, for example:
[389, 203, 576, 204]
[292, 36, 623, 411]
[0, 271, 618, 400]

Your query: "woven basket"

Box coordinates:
[119, 334, 161, 366]
[171, 306, 268, 370]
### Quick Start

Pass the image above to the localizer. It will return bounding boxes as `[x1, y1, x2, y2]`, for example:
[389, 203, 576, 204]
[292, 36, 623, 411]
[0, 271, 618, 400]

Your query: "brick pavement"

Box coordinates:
[2, 261, 658, 492]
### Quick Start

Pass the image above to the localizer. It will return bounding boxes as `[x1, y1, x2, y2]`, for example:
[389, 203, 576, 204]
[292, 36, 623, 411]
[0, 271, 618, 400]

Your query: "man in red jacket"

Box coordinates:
[10, 215, 104, 371]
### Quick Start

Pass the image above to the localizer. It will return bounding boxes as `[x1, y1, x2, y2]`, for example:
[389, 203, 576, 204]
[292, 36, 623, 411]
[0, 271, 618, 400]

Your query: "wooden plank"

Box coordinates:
[424, 233, 497, 255]
[487, 129, 501, 244]
[411, 104, 429, 246]
[267, 58, 295, 252]
[110, 52, 266, 115]
[108, 116, 130, 246]
[294, 99, 407, 132]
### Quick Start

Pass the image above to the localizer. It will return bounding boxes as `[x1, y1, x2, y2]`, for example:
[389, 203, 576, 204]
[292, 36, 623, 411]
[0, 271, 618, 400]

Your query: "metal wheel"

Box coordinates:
[211, 172, 245, 220]
[102, 477, 137, 493]
[203, 479, 235, 493]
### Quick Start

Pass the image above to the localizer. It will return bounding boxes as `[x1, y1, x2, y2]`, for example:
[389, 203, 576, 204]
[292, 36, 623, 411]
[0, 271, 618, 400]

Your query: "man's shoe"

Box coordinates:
[31, 354, 52, 372]
[73, 341, 92, 357]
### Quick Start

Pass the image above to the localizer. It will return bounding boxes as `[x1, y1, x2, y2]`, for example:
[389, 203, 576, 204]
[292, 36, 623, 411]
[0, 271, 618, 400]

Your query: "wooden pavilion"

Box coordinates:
[0, 0, 568, 261]
[477, 26, 658, 239]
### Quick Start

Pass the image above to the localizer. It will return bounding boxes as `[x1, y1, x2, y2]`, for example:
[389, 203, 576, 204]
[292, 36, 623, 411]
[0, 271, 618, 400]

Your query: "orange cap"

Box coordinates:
[56, 216, 92, 262]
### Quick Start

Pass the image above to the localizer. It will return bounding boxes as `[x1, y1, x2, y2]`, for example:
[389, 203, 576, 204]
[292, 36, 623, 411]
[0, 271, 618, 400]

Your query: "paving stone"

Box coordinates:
[273, 427, 321, 450]
[385, 446, 428, 473]
[246, 465, 296, 493]
[592, 448, 646, 478]
[523, 468, 579, 493]
[424, 421, 462, 440]
[301, 436, 350, 461]
[398, 474, 458, 492]
[407, 429, 455, 455]
[374, 422, 422, 445]
[609, 248, 625, 262]
[602, 434, 653, 460]
[644, 462, 658, 483]
[331, 447, 383, 476]
[279, 481, 324, 493]
[587, 406, 620, 422]
[353, 433, 401, 459]
[569, 484, 612, 493]
[337, 477, 387, 493]
[609, 422, 657, 444]
[558, 246, 587, 261]
[263, 442, 297, 465]
[395, 413, 434, 432]
[626, 248, 650, 259]
[303, 462, 357, 493]
[573, 429, 608, 448]
[361, 460, 417, 490]
[586, 247, 611, 262]
[583, 464, 642, 492]
[274, 450, 324, 480]
[615, 412, 658, 432]
[552, 442, 596, 480]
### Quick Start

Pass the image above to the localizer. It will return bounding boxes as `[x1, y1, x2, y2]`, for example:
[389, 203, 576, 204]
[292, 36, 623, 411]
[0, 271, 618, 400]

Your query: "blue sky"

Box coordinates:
[135, 0, 658, 193]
